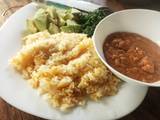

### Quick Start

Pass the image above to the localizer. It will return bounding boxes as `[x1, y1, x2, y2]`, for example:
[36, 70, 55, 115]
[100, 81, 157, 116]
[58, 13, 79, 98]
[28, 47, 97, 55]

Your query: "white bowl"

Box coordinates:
[93, 9, 160, 87]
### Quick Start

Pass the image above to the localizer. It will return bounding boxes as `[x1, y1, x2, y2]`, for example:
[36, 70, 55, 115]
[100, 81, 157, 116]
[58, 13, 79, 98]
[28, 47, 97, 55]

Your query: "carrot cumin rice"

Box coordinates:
[10, 32, 120, 111]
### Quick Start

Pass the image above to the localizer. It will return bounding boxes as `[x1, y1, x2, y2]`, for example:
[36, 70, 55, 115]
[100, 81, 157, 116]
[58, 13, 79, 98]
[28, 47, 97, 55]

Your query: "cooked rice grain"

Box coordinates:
[10, 32, 120, 111]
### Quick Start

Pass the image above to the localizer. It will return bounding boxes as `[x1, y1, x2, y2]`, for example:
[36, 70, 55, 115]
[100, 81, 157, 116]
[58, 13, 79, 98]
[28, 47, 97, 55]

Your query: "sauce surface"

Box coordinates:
[103, 32, 160, 83]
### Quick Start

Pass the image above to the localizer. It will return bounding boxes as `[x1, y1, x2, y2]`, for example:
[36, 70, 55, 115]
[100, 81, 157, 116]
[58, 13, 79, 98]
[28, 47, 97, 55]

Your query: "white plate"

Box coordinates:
[0, 1, 148, 120]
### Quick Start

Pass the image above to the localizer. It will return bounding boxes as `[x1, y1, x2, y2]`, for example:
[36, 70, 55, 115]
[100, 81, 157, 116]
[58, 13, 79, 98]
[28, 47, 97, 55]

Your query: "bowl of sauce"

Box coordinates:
[93, 9, 160, 86]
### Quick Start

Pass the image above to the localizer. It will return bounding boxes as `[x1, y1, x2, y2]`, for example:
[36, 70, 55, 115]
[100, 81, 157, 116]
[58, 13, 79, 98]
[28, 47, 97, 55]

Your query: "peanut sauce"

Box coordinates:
[103, 32, 160, 83]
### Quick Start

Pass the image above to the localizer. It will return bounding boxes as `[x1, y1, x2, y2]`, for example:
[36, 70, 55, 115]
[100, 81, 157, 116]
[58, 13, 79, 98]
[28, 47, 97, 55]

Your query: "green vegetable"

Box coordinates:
[48, 23, 60, 34]
[66, 19, 78, 26]
[61, 25, 81, 33]
[25, 5, 81, 36]
[33, 8, 48, 31]
[59, 17, 66, 26]
[25, 4, 112, 37]
[74, 7, 113, 36]
[83, 8, 112, 36]
[45, 6, 56, 18]
[63, 9, 74, 20]
[26, 19, 37, 34]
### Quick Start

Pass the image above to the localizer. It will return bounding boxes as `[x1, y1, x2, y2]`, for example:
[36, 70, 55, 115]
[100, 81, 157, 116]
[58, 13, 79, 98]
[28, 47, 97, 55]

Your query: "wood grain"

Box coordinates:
[0, 0, 160, 120]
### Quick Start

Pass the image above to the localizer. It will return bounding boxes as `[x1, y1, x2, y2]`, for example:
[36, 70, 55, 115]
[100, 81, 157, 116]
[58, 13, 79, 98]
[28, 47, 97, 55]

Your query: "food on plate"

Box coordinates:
[75, 7, 112, 36]
[10, 32, 120, 110]
[103, 32, 160, 83]
[24, 5, 112, 37]
[22, 30, 51, 45]
[24, 6, 82, 35]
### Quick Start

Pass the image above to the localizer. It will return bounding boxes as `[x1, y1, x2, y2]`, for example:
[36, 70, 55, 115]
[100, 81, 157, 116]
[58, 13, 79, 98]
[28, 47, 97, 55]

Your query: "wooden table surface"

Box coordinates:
[0, 0, 160, 120]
